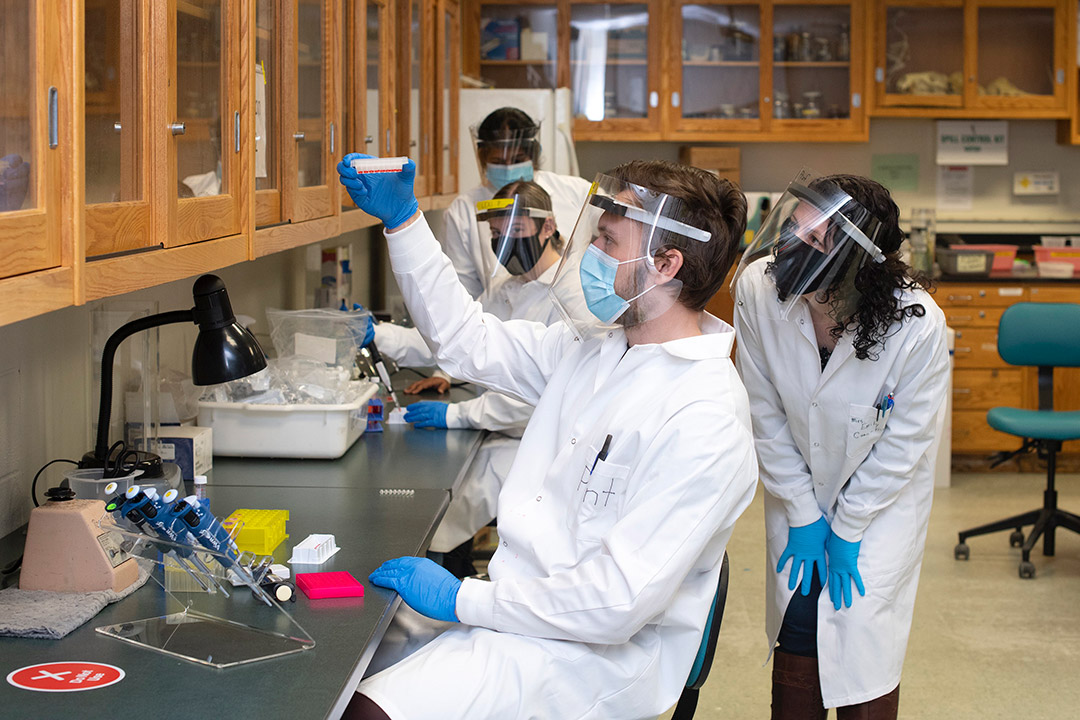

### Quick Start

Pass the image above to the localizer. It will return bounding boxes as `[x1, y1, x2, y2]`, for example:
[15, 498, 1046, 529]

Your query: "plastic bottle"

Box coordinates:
[194, 474, 208, 502]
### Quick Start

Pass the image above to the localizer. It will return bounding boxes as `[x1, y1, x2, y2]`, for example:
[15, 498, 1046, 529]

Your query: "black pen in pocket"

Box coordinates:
[591, 434, 613, 474]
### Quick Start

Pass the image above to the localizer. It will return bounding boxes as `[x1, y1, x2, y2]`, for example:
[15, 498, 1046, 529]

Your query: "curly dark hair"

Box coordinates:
[814, 175, 931, 361]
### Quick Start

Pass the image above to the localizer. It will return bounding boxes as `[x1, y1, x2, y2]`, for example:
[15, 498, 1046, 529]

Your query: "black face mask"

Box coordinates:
[492, 232, 551, 276]
[768, 236, 834, 301]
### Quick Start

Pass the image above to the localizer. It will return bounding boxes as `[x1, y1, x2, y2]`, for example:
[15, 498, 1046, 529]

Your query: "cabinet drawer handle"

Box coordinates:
[949, 315, 973, 322]
[293, 132, 306, 141]
[169, 122, 186, 136]
[955, 347, 972, 353]
[948, 294, 973, 301]
[953, 388, 972, 394]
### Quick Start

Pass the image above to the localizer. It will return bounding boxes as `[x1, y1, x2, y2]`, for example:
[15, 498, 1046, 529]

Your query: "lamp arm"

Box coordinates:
[94, 309, 195, 462]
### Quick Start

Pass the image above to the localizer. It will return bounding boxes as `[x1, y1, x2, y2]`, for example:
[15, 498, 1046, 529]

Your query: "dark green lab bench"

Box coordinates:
[0, 385, 485, 719]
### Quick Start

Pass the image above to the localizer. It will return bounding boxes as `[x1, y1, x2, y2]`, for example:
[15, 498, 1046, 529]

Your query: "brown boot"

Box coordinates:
[771, 650, 828, 720]
[835, 685, 900, 720]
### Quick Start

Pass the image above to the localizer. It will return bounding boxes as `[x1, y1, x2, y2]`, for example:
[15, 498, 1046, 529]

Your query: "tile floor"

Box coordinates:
[662, 472, 1080, 719]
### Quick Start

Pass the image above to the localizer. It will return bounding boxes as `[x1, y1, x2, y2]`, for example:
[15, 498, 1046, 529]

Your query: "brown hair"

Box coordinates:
[608, 160, 747, 312]
[493, 180, 562, 251]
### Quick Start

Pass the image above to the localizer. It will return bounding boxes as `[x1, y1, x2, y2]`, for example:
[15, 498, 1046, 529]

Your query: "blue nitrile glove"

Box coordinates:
[404, 401, 449, 429]
[776, 515, 830, 596]
[351, 303, 375, 348]
[0, 154, 30, 211]
[826, 530, 866, 610]
[337, 152, 418, 229]
[368, 556, 461, 622]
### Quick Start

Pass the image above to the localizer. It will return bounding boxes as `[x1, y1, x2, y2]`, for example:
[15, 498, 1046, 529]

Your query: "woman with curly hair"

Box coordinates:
[731, 171, 950, 719]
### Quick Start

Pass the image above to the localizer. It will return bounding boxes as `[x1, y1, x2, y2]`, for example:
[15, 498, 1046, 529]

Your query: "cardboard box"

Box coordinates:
[678, 147, 741, 187]
[157, 426, 213, 481]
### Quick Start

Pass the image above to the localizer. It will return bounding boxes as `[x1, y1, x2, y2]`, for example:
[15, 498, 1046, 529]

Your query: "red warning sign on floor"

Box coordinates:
[6, 662, 125, 692]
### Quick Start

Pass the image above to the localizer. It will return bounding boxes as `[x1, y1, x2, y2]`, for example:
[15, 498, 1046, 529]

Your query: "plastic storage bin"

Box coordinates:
[959, 244, 1018, 272]
[936, 247, 994, 277]
[197, 381, 378, 458]
[224, 509, 290, 554]
[1033, 245, 1080, 275]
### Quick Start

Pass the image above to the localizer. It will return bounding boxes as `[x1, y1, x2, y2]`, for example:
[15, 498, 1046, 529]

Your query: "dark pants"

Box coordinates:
[776, 573, 823, 658]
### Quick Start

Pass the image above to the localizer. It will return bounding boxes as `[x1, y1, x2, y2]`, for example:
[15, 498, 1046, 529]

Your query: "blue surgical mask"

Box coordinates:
[485, 160, 534, 188]
[579, 244, 654, 324]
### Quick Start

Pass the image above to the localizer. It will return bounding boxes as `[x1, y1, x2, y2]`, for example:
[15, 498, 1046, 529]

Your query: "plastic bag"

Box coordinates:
[266, 307, 371, 367]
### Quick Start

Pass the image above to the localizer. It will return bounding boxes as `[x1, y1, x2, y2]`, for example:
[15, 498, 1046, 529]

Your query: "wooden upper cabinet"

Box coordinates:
[469, 1, 562, 89]
[0, 0, 64, 279]
[569, 1, 663, 140]
[872, 0, 1072, 118]
[396, 1, 435, 197]
[254, 0, 283, 226]
[283, 0, 337, 223]
[437, 0, 461, 195]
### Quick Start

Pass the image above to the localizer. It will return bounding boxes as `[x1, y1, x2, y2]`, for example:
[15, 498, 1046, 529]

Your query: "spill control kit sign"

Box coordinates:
[7, 662, 125, 692]
[937, 121, 1008, 165]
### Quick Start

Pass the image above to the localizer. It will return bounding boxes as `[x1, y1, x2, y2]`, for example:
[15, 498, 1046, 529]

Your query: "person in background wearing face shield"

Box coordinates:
[435, 107, 591, 304]
[731, 172, 950, 719]
[337, 152, 757, 720]
[361, 180, 584, 577]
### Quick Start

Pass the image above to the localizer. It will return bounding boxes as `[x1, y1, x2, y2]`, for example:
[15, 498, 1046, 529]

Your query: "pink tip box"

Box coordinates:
[350, 156, 408, 174]
[296, 571, 365, 599]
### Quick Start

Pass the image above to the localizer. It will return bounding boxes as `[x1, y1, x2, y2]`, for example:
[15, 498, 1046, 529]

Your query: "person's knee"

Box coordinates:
[341, 693, 392, 720]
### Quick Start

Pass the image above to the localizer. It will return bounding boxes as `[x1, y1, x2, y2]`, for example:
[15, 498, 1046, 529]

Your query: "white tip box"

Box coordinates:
[197, 381, 378, 459]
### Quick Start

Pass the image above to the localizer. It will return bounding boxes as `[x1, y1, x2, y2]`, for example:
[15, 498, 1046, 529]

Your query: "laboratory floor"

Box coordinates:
[660, 472, 1080, 719]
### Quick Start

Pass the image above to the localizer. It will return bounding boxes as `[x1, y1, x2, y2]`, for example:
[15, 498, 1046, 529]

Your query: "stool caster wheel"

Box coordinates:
[954, 543, 970, 561]
[1009, 530, 1024, 548]
[1019, 561, 1036, 579]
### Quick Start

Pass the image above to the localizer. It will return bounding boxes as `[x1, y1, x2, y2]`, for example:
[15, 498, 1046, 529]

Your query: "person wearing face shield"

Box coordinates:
[730, 171, 950, 719]
[367, 181, 583, 577]
[337, 153, 756, 720]
[438, 107, 592, 304]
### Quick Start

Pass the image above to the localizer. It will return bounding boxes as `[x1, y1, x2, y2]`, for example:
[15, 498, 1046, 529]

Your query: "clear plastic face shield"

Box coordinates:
[549, 173, 713, 336]
[731, 169, 887, 319]
[470, 123, 540, 189]
[475, 196, 557, 281]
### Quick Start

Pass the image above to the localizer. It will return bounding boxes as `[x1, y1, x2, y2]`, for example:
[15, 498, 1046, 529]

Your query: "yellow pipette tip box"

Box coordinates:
[223, 508, 290, 555]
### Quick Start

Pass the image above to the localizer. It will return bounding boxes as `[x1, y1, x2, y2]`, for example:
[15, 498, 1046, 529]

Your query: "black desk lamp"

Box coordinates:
[81, 274, 267, 472]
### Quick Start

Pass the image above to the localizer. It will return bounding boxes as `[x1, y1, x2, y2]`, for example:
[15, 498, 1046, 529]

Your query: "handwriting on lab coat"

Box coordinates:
[849, 413, 887, 440]
[578, 472, 618, 507]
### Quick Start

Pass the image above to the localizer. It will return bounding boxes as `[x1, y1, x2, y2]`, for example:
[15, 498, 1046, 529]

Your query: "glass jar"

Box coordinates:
[801, 91, 822, 118]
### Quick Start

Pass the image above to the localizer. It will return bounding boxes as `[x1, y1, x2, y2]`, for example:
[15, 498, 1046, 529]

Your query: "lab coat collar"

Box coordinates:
[653, 312, 735, 361]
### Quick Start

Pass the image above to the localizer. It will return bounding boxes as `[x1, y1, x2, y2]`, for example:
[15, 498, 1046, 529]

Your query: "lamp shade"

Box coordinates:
[190, 275, 267, 386]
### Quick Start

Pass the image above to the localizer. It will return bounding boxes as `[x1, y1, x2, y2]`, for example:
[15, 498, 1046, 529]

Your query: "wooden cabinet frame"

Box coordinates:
[398, 0, 437, 198]
[437, 0, 461, 195]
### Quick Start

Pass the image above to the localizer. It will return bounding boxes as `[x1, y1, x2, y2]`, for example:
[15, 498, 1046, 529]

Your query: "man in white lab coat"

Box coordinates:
[732, 171, 950, 719]
[428, 107, 591, 315]
[338, 154, 757, 720]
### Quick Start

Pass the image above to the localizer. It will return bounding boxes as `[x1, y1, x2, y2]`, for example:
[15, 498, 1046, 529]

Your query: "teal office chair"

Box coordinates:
[671, 552, 729, 720]
[954, 303, 1080, 579]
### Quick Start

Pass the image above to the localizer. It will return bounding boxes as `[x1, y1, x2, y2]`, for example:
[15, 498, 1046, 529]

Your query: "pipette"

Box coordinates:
[366, 341, 400, 408]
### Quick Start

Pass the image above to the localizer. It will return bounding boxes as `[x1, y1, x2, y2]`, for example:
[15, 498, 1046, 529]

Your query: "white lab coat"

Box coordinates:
[441, 170, 593, 299]
[359, 215, 758, 720]
[733, 259, 950, 708]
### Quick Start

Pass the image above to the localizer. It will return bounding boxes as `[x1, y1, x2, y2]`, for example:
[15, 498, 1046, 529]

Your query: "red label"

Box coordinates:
[7, 662, 125, 692]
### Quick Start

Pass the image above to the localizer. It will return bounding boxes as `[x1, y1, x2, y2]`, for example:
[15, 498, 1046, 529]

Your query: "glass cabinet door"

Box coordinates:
[478, 2, 559, 89]
[874, 2, 964, 108]
[438, 0, 460, 195]
[769, 2, 862, 133]
[173, 0, 241, 246]
[286, 0, 335, 222]
[400, 0, 433, 197]
[0, 0, 61, 280]
[672, 2, 763, 133]
[84, 0, 152, 256]
[570, 2, 660, 136]
[254, 0, 281, 226]
[971, 1, 1066, 110]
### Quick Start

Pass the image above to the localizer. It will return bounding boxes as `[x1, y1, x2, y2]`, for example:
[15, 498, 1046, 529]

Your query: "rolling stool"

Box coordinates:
[670, 552, 729, 720]
[954, 303, 1080, 578]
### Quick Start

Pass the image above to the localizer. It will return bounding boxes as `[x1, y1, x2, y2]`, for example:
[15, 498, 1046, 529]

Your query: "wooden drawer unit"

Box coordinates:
[952, 410, 1021, 454]
[952, 369, 1024, 410]
[937, 285, 1027, 307]
[1028, 285, 1080, 304]
[952, 328, 1008, 369]
[943, 306, 1004, 328]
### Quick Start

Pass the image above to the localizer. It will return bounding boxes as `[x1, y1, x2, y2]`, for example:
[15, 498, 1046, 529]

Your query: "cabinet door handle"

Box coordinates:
[671, 92, 680, 108]
[48, 87, 59, 148]
[234, 111, 240, 153]
[330, 121, 336, 155]
[113, 121, 123, 133]
[385, 129, 391, 152]
[365, 135, 374, 144]
[293, 132, 306, 141]
[875, 67, 884, 83]
[169, 122, 186, 136]
[948, 294, 973, 301]
[649, 91, 659, 108]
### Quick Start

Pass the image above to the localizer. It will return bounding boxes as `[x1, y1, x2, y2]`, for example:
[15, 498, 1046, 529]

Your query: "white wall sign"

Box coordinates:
[936, 166, 973, 211]
[937, 121, 1008, 166]
[1013, 172, 1060, 196]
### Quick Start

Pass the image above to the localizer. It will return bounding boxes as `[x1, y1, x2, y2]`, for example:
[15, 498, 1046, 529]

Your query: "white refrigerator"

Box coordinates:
[457, 88, 581, 191]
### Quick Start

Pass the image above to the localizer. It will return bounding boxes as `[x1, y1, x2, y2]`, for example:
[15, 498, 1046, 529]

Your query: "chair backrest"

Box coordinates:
[998, 303, 1080, 368]
[686, 552, 730, 690]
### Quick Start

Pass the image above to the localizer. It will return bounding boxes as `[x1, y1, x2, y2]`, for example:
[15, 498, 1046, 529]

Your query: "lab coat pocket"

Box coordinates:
[845, 403, 888, 460]
[569, 448, 630, 544]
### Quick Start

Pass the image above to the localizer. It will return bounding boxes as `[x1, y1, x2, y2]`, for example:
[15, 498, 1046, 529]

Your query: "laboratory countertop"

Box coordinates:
[0, 377, 488, 720]
[935, 273, 1080, 284]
